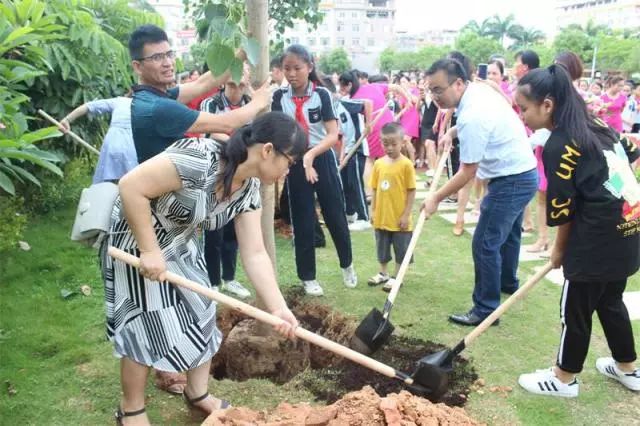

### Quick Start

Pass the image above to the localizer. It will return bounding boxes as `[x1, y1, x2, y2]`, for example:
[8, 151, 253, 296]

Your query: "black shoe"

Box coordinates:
[501, 286, 518, 295]
[448, 310, 499, 327]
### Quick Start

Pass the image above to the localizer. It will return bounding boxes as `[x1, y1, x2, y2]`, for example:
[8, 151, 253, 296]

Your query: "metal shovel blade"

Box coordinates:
[352, 307, 395, 354]
[410, 349, 454, 400]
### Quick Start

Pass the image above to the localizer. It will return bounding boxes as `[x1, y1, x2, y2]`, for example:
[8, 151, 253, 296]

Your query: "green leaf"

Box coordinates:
[6, 163, 40, 187]
[0, 169, 15, 195]
[206, 43, 234, 77]
[230, 57, 244, 84]
[209, 17, 237, 40]
[242, 37, 261, 66]
[204, 3, 227, 21]
[19, 126, 61, 144]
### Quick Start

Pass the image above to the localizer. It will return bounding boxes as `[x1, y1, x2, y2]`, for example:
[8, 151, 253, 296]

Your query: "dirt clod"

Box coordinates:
[202, 386, 482, 425]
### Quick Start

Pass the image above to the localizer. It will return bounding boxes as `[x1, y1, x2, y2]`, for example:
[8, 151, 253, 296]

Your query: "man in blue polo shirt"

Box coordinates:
[127, 25, 272, 163]
[422, 58, 537, 326]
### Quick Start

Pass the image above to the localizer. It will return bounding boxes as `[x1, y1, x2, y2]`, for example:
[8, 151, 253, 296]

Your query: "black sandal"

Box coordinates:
[115, 407, 145, 425]
[184, 391, 231, 413]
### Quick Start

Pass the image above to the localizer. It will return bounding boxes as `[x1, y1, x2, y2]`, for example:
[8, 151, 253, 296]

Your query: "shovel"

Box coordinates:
[416, 262, 554, 397]
[352, 149, 450, 355]
[338, 107, 386, 172]
[108, 247, 446, 397]
[37, 109, 101, 155]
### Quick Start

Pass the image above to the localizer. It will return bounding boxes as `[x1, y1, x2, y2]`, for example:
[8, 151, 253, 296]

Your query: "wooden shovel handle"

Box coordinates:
[37, 109, 100, 155]
[385, 150, 450, 305]
[464, 262, 554, 347]
[107, 247, 403, 381]
[338, 107, 386, 171]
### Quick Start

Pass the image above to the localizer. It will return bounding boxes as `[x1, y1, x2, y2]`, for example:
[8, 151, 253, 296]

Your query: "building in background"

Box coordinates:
[147, 0, 198, 61]
[555, 0, 640, 30]
[393, 29, 458, 52]
[281, 0, 397, 73]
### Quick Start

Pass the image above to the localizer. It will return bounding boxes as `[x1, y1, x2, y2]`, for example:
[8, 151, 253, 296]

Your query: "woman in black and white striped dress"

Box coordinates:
[100, 112, 304, 425]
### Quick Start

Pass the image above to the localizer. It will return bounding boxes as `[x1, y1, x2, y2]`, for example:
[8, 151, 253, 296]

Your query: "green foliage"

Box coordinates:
[0, 195, 27, 252]
[553, 28, 594, 65]
[378, 45, 450, 73]
[508, 26, 546, 51]
[19, 156, 93, 214]
[318, 48, 350, 75]
[454, 32, 504, 67]
[597, 36, 640, 74]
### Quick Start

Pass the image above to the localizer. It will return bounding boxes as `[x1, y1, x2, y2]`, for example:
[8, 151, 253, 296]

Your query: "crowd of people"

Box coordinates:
[58, 23, 639, 424]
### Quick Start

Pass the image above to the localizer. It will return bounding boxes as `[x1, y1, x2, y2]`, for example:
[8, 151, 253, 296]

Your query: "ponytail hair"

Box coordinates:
[339, 70, 360, 97]
[518, 64, 617, 156]
[283, 44, 324, 87]
[220, 112, 307, 198]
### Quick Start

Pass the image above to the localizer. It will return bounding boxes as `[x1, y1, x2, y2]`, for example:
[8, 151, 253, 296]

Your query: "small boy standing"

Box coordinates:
[368, 123, 416, 290]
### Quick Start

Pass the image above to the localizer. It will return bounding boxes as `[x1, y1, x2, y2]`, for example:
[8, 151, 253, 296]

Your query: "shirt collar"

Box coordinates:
[456, 83, 472, 113]
[287, 82, 314, 98]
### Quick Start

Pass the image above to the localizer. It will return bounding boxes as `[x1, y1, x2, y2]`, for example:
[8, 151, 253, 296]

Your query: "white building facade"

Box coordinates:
[281, 0, 397, 73]
[147, 0, 198, 61]
[555, 0, 640, 30]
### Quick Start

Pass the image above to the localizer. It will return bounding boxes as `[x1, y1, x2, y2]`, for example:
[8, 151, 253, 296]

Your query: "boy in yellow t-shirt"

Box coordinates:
[368, 123, 417, 291]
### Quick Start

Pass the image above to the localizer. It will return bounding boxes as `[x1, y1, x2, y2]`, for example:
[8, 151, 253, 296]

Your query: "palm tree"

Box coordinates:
[485, 14, 517, 47]
[460, 18, 492, 37]
[509, 26, 546, 50]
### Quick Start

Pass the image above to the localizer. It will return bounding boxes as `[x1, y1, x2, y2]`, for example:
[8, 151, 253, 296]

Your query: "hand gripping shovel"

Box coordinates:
[108, 247, 443, 396]
[338, 107, 386, 172]
[415, 262, 554, 398]
[352, 151, 450, 355]
[37, 109, 100, 155]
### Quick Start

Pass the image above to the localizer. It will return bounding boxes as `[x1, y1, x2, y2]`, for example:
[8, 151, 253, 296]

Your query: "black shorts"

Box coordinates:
[375, 229, 413, 264]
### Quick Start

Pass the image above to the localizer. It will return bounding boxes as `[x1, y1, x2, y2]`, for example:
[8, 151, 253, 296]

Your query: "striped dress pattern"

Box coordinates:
[100, 138, 261, 372]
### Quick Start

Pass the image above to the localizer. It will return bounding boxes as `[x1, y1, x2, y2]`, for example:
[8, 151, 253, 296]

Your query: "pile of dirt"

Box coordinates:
[202, 386, 482, 425]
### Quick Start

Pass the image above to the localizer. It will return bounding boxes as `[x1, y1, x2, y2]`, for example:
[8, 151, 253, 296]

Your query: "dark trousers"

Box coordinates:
[204, 222, 238, 286]
[471, 169, 538, 318]
[557, 279, 637, 374]
[287, 149, 352, 280]
[340, 151, 369, 221]
[279, 180, 326, 246]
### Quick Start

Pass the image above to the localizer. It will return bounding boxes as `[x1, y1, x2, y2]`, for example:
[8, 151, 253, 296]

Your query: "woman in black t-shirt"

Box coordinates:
[514, 65, 640, 397]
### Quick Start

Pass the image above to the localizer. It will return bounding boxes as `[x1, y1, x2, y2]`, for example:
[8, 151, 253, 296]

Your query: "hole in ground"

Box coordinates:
[212, 294, 477, 407]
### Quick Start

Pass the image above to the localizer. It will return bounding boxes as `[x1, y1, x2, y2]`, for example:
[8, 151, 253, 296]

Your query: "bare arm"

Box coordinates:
[434, 162, 477, 202]
[302, 119, 339, 184]
[59, 104, 89, 132]
[550, 222, 571, 268]
[176, 51, 247, 104]
[399, 189, 416, 230]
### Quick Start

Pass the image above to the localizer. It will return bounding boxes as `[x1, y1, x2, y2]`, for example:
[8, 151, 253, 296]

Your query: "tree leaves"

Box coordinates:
[242, 36, 261, 66]
[206, 42, 234, 77]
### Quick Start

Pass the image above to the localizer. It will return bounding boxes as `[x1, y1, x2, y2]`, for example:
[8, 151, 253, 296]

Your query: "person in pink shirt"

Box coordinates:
[339, 71, 413, 196]
[601, 75, 627, 132]
[396, 75, 421, 163]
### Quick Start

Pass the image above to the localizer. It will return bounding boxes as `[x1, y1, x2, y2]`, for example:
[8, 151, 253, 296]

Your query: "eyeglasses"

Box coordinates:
[427, 81, 455, 97]
[277, 149, 296, 167]
[136, 50, 176, 63]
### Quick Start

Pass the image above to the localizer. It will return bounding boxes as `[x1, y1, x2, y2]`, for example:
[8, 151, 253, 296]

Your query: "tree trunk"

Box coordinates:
[246, 0, 275, 335]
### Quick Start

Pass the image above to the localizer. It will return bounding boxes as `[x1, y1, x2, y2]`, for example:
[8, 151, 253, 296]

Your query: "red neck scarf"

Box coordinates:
[292, 83, 315, 135]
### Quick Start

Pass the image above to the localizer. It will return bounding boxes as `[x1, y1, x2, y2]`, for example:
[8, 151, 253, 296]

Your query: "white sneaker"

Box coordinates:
[596, 357, 640, 391]
[302, 280, 324, 296]
[346, 213, 357, 224]
[221, 280, 251, 299]
[342, 264, 358, 288]
[425, 169, 435, 177]
[348, 220, 372, 231]
[518, 368, 579, 398]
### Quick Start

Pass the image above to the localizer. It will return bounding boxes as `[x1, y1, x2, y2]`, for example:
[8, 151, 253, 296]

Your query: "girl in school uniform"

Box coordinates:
[515, 64, 640, 397]
[338, 71, 414, 198]
[272, 44, 357, 296]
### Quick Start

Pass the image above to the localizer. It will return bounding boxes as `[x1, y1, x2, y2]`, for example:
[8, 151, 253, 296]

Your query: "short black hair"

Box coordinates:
[425, 58, 468, 82]
[270, 55, 283, 70]
[447, 51, 474, 80]
[515, 50, 540, 70]
[381, 122, 404, 138]
[129, 25, 168, 60]
[368, 74, 388, 83]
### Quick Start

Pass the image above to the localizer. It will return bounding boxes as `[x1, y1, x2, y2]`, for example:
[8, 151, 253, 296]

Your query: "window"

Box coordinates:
[337, 37, 345, 46]
[366, 10, 376, 18]
[339, 12, 345, 18]
[378, 11, 389, 18]
[308, 38, 316, 46]
[367, 38, 374, 46]
[321, 37, 329, 46]
[352, 12, 358, 18]
[291, 37, 299, 44]
[352, 38, 360, 46]
[352, 24, 359, 32]
[337, 22, 343, 31]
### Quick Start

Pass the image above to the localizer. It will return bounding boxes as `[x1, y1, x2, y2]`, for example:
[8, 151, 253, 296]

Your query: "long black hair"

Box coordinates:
[518, 64, 617, 156]
[282, 44, 323, 87]
[339, 71, 360, 97]
[220, 112, 306, 198]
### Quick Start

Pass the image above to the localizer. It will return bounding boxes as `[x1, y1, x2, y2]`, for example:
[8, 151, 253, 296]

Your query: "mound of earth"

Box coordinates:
[202, 386, 482, 425]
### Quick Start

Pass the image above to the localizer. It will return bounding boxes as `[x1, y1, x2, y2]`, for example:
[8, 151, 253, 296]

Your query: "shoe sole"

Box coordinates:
[517, 378, 578, 398]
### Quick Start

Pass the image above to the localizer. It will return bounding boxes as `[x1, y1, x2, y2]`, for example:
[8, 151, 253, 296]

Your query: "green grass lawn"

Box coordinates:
[1, 197, 639, 425]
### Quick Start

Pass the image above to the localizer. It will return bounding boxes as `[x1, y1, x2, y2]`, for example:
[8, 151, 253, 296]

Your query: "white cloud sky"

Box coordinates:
[395, 0, 558, 37]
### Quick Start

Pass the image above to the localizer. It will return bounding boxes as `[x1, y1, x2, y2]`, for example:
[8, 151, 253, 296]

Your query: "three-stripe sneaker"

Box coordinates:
[518, 368, 579, 398]
[596, 357, 640, 391]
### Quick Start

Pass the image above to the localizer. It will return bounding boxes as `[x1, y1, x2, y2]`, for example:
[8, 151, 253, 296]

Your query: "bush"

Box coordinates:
[0, 196, 28, 253]
[20, 157, 94, 215]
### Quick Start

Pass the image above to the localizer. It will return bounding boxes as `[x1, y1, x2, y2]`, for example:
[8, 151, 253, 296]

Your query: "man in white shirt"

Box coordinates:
[422, 58, 537, 326]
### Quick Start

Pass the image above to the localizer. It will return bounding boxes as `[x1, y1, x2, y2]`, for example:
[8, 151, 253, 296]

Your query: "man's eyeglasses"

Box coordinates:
[136, 50, 176, 63]
[427, 81, 455, 97]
